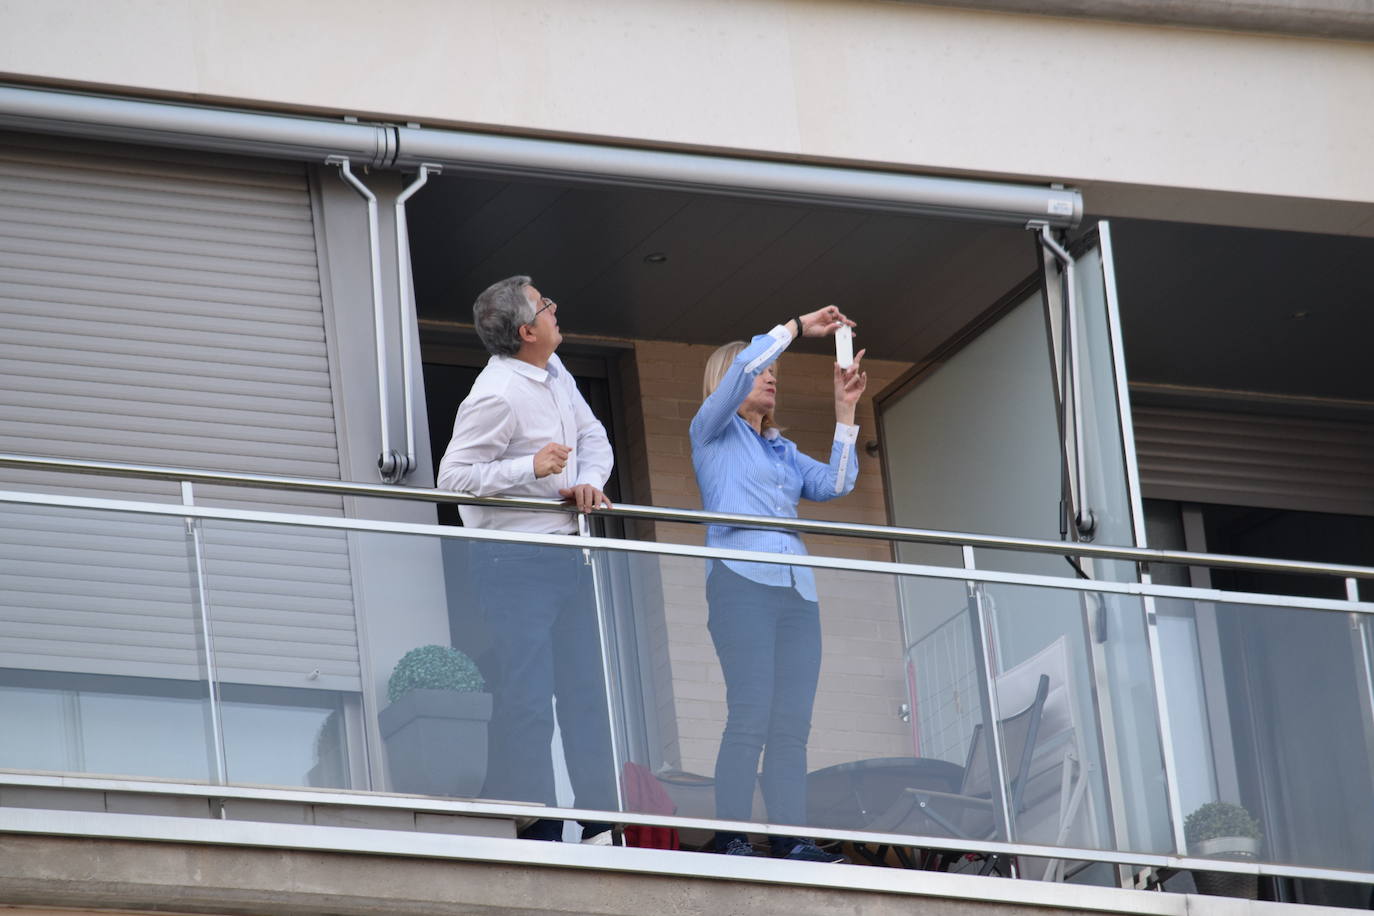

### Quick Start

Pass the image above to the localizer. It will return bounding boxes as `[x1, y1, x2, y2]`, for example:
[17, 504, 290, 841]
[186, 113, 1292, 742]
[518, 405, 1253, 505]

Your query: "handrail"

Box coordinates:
[2, 452, 1372, 582]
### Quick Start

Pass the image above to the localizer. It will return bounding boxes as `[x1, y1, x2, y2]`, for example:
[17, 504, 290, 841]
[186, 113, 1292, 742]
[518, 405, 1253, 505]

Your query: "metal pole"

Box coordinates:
[1348, 578, 1374, 796]
[1039, 227, 1094, 538]
[1139, 580, 1188, 854]
[330, 157, 404, 483]
[578, 513, 626, 813]
[4, 452, 1373, 582]
[393, 164, 440, 479]
[182, 482, 229, 788]
[963, 547, 1015, 844]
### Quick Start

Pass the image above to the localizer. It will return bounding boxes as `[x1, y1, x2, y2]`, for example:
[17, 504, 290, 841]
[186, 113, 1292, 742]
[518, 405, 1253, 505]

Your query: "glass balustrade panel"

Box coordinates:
[1155, 595, 1374, 873]
[172, 510, 1374, 882]
[0, 501, 217, 780]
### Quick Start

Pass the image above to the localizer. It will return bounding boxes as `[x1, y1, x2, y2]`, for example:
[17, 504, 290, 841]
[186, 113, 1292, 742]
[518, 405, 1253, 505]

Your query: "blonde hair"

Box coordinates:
[702, 341, 780, 432]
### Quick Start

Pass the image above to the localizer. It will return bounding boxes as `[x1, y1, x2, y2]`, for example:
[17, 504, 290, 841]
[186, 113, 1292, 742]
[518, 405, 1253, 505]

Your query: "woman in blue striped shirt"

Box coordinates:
[691, 305, 867, 862]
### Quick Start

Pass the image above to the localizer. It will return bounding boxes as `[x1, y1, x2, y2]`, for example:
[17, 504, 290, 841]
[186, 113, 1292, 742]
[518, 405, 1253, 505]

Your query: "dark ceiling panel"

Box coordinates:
[575, 196, 812, 340]
[656, 207, 871, 343]
[456, 184, 691, 305]
[1111, 220, 1374, 400]
[410, 177, 564, 319]
[882, 226, 1039, 361]
[407, 174, 1373, 403]
[410, 174, 1039, 361]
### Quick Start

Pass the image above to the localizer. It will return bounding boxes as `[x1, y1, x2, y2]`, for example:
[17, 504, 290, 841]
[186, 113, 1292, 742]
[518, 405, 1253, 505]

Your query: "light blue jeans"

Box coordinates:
[706, 563, 821, 851]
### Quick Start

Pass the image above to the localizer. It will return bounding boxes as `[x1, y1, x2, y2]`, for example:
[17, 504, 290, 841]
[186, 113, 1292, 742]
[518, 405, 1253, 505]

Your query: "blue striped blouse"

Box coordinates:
[689, 325, 860, 601]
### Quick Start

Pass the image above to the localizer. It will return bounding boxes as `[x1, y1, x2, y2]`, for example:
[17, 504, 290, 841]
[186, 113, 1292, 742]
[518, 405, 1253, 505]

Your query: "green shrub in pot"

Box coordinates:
[380, 645, 491, 798]
[1184, 801, 1262, 899]
[388, 644, 486, 700]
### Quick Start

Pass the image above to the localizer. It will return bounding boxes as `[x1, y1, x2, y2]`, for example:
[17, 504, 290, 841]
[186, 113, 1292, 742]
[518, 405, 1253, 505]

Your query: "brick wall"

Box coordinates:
[627, 337, 915, 777]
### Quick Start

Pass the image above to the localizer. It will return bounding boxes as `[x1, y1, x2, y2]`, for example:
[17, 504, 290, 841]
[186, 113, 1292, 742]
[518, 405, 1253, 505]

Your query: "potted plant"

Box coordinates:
[379, 644, 491, 798]
[1184, 801, 1263, 899]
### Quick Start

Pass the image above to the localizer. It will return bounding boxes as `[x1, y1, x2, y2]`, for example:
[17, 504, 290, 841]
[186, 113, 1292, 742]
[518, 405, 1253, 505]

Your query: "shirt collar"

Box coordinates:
[492, 353, 561, 383]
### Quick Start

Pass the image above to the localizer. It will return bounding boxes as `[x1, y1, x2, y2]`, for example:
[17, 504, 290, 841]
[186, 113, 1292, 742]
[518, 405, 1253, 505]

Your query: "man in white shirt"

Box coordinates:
[437, 275, 617, 843]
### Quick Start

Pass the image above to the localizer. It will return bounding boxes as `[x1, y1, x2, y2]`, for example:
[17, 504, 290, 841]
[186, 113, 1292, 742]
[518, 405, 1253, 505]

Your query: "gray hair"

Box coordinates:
[473, 275, 536, 357]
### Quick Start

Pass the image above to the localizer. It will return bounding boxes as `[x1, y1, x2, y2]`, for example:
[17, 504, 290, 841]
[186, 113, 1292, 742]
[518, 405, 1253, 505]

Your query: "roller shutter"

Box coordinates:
[0, 129, 360, 691]
[1133, 404, 1374, 518]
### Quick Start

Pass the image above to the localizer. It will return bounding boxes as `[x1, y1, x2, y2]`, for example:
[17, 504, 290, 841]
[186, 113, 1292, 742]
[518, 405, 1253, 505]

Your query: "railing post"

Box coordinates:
[182, 481, 229, 794]
[1139, 573, 1187, 856]
[578, 513, 626, 814]
[964, 547, 1016, 849]
[1347, 578, 1374, 795]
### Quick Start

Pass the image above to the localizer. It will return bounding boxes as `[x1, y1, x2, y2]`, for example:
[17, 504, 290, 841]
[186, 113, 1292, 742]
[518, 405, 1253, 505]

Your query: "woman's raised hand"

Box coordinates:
[799, 304, 856, 338]
[834, 348, 868, 415]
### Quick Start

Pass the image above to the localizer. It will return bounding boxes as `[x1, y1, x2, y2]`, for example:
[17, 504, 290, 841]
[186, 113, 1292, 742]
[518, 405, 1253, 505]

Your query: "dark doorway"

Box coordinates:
[1203, 506, 1374, 906]
[419, 328, 635, 684]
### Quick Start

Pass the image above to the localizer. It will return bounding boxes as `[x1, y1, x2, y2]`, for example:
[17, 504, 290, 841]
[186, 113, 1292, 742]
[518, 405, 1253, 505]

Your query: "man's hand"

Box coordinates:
[533, 442, 571, 478]
[559, 484, 612, 513]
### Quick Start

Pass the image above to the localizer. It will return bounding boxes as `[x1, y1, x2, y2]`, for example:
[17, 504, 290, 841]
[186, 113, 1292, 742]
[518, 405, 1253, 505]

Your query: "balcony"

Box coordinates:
[0, 452, 1371, 914]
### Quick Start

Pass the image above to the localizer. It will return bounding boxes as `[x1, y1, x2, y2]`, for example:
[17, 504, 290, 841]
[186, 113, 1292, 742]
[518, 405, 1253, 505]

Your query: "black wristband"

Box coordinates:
[792, 316, 803, 337]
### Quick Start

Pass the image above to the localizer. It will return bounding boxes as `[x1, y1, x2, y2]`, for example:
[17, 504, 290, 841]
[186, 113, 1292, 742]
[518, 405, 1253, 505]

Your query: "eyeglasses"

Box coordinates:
[529, 297, 556, 323]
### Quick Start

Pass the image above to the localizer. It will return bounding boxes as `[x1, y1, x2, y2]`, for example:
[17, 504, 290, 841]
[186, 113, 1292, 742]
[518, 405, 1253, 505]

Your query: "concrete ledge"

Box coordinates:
[0, 831, 1060, 916]
[0, 831, 1233, 916]
[0, 809, 1358, 916]
[0, 781, 517, 839]
[895, 0, 1374, 41]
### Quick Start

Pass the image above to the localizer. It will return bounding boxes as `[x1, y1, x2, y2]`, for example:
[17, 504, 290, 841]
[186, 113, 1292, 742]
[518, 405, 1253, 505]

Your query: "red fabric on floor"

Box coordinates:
[622, 760, 680, 850]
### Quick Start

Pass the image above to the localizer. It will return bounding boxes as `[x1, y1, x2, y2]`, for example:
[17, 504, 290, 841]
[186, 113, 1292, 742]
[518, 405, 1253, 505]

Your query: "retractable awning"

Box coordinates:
[0, 83, 1081, 227]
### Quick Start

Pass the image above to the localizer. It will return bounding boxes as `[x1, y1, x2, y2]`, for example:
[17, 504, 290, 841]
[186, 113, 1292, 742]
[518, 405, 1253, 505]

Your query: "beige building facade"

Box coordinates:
[1, 2, 1373, 915]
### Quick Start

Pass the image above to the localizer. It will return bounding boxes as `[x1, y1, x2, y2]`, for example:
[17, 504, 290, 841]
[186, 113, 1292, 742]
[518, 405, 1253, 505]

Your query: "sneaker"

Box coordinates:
[781, 841, 848, 864]
[720, 837, 762, 856]
[517, 818, 563, 842]
[581, 828, 621, 846]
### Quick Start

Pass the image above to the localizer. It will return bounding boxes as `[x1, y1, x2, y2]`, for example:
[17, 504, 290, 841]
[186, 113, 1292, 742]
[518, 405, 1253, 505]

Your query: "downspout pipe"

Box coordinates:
[0, 84, 395, 166]
[394, 165, 440, 479]
[330, 158, 407, 484]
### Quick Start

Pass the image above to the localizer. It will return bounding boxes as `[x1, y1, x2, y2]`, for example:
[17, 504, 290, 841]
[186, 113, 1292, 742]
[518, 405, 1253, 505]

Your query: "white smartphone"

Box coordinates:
[835, 323, 854, 369]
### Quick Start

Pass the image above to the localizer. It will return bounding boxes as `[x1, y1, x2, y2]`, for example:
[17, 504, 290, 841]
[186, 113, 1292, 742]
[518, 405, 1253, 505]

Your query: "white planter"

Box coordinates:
[379, 689, 493, 798]
[1193, 835, 1259, 859]
[1191, 836, 1260, 899]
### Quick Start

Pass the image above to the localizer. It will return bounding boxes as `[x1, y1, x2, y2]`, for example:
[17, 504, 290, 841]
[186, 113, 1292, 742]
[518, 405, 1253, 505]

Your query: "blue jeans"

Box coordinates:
[474, 542, 616, 836]
[707, 563, 821, 849]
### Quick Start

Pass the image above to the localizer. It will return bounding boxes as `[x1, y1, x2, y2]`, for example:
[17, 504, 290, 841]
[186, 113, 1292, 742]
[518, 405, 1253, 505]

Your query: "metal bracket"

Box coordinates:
[329, 156, 413, 485]
[1036, 225, 1096, 540]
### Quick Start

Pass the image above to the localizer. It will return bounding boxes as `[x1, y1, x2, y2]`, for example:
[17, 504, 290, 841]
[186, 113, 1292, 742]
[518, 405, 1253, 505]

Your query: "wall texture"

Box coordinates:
[1, 0, 1373, 233]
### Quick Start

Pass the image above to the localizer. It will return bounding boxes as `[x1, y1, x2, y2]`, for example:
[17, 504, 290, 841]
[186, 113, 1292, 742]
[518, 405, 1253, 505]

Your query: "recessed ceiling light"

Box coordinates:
[644, 252, 668, 264]
[1289, 310, 1310, 320]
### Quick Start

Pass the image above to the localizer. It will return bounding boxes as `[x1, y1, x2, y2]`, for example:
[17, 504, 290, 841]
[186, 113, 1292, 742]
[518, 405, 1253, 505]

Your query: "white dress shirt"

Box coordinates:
[437, 353, 613, 535]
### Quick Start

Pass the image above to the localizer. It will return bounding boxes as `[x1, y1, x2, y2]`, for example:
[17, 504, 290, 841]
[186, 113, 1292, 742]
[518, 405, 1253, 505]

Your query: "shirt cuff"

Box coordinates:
[767, 324, 793, 345]
[521, 454, 539, 483]
[834, 422, 860, 445]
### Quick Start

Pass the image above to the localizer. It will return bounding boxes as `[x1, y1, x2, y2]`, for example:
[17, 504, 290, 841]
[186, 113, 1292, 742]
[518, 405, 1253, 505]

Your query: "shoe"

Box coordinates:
[517, 818, 563, 842]
[781, 841, 848, 863]
[581, 828, 621, 846]
[720, 837, 762, 856]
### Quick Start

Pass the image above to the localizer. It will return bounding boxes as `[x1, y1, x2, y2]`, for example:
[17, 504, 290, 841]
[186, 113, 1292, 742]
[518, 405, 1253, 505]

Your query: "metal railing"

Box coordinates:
[4, 452, 1372, 586]
[1, 451, 1373, 896]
